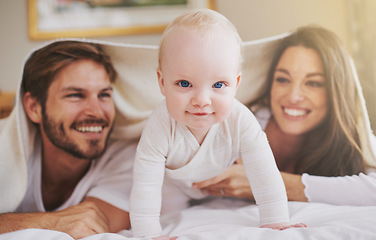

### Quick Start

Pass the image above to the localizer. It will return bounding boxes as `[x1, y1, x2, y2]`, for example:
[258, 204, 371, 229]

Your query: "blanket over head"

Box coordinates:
[0, 31, 375, 212]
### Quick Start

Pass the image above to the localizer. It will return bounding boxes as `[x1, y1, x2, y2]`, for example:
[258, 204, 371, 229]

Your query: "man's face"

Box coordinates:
[40, 59, 115, 159]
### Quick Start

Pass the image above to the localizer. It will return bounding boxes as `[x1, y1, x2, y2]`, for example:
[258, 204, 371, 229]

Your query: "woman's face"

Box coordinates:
[270, 46, 328, 135]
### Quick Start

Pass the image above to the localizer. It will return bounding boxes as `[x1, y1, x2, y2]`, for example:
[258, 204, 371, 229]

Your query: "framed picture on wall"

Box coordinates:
[27, 0, 216, 40]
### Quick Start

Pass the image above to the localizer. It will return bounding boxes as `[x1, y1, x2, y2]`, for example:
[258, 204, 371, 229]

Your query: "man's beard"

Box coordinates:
[41, 109, 112, 160]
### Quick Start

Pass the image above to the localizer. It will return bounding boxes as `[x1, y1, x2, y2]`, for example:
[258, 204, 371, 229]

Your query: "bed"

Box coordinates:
[1, 199, 376, 239]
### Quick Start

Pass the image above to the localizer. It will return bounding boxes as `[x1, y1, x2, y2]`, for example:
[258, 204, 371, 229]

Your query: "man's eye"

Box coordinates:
[177, 80, 191, 88]
[213, 82, 225, 89]
[99, 93, 112, 98]
[67, 93, 83, 98]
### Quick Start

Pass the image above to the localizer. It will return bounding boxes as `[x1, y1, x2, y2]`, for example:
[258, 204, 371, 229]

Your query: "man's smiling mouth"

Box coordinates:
[72, 119, 109, 133]
[75, 125, 103, 133]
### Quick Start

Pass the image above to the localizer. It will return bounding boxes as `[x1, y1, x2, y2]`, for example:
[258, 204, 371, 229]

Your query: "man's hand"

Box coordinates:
[0, 201, 109, 239]
[49, 201, 110, 238]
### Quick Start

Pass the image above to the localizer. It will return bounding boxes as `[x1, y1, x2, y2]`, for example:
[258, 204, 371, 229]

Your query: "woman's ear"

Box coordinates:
[157, 68, 166, 97]
[23, 92, 42, 124]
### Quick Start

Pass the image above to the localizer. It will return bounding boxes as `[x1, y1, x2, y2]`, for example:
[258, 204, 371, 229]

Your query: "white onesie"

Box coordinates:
[130, 99, 289, 237]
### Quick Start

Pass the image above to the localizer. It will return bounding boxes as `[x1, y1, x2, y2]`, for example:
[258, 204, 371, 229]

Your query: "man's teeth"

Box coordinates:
[284, 108, 306, 117]
[77, 126, 102, 133]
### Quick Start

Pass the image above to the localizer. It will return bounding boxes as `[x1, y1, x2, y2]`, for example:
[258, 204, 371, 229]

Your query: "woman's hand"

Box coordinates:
[193, 158, 308, 202]
[192, 159, 254, 199]
[280, 172, 308, 202]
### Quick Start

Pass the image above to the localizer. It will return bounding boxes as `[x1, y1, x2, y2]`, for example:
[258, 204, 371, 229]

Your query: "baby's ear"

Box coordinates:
[236, 72, 242, 88]
[23, 92, 42, 124]
[157, 68, 166, 97]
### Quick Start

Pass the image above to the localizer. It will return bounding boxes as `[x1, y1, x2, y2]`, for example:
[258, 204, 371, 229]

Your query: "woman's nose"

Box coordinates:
[288, 85, 305, 103]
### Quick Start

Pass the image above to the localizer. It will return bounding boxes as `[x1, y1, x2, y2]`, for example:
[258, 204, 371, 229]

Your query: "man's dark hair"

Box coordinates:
[22, 41, 117, 107]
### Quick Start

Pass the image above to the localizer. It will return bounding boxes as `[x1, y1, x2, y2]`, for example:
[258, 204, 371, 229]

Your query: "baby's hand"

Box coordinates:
[261, 222, 307, 230]
[152, 235, 178, 240]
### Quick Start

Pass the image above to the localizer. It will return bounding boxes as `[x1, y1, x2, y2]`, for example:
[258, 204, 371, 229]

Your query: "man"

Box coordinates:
[0, 41, 135, 239]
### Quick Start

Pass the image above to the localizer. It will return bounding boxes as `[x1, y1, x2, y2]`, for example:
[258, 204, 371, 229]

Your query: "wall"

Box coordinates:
[0, 0, 349, 92]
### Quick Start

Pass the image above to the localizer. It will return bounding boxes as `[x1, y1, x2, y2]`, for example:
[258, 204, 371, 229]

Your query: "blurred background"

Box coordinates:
[0, 0, 375, 128]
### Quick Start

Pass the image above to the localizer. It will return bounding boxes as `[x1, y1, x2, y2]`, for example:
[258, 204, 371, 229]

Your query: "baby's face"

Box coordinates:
[158, 26, 241, 135]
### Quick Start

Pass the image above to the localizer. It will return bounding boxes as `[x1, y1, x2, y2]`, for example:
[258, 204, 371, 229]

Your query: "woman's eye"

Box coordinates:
[213, 82, 225, 89]
[307, 81, 325, 88]
[177, 80, 191, 88]
[275, 77, 289, 83]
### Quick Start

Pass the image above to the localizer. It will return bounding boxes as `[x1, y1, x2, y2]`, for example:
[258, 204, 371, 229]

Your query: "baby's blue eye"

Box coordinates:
[178, 80, 191, 88]
[213, 82, 225, 89]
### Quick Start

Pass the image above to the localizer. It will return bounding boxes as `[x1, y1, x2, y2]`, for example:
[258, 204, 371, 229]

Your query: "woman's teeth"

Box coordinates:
[284, 108, 307, 117]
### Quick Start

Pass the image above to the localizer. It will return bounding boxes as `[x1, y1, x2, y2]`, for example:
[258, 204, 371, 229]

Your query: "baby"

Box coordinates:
[130, 8, 305, 239]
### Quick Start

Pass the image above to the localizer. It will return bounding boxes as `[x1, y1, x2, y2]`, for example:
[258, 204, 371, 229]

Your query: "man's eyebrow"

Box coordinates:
[61, 87, 83, 92]
[61, 86, 113, 92]
[102, 87, 113, 91]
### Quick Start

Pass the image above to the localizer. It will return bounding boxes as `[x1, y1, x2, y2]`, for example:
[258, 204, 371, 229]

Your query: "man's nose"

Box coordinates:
[84, 96, 105, 118]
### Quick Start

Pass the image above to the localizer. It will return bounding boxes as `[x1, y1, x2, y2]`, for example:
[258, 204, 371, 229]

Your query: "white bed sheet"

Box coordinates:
[1, 199, 375, 240]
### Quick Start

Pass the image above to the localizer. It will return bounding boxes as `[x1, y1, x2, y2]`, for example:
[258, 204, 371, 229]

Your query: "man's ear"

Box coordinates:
[157, 68, 166, 97]
[23, 92, 42, 124]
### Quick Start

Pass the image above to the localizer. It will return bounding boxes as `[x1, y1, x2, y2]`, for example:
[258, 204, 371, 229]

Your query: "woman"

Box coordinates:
[193, 25, 376, 206]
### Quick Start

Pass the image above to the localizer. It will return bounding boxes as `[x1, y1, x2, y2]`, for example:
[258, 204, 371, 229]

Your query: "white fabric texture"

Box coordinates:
[2, 200, 376, 240]
[15, 135, 136, 213]
[130, 99, 288, 237]
[302, 172, 376, 206]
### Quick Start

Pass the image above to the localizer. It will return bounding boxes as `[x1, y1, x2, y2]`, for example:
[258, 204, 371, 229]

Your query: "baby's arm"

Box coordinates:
[241, 132, 289, 225]
[242, 133, 307, 229]
[130, 108, 170, 237]
[130, 150, 166, 237]
[243, 143, 307, 229]
[239, 108, 305, 228]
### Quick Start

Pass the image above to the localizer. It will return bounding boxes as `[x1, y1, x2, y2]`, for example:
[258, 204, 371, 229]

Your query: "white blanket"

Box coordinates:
[1, 199, 376, 239]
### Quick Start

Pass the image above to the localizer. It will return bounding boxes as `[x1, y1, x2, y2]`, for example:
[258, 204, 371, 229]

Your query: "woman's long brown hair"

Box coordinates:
[250, 26, 365, 176]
